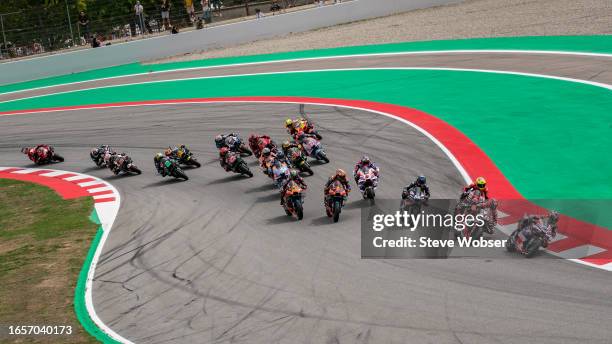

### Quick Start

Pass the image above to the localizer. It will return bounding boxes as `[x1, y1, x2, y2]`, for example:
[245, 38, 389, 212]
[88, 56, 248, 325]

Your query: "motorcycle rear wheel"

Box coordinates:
[129, 166, 142, 175]
[189, 159, 202, 168]
[53, 154, 65, 162]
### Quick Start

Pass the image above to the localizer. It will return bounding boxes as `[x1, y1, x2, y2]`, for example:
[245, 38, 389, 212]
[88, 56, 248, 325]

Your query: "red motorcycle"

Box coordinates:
[21, 145, 64, 165]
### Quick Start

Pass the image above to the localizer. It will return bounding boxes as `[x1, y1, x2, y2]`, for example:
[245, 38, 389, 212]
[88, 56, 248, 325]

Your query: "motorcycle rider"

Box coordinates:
[219, 147, 242, 172]
[164, 144, 186, 159]
[353, 156, 379, 184]
[323, 169, 351, 204]
[91, 145, 114, 165]
[109, 152, 128, 175]
[517, 211, 559, 249]
[402, 175, 431, 200]
[21, 144, 54, 164]
[154, 152, 173, 176]
[281, 140, 300, 157]
[215, 133, 239, 150]
[249, 134, 275, 157]
[280, 169, 307, 205]
[286, 117, 322, 140]
[462, 176, 489, 200]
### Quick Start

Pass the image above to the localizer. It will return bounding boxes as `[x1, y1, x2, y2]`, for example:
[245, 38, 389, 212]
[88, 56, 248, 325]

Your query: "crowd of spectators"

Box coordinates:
[0, 0, 345, 59]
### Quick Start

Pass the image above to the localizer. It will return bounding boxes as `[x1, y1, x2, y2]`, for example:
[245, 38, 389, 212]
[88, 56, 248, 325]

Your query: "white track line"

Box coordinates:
[1, 49, 610, 98]
[1, 66, 610, 108]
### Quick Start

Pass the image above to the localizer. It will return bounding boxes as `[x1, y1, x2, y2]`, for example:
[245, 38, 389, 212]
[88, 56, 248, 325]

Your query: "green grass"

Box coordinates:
[0, 179, 98, 343]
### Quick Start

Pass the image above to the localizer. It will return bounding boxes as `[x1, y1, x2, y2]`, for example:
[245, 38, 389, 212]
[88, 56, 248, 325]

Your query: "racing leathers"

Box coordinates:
[323, 174, 351, 204]
[353, 161, 379, 184]
[402, 181, 431, 200]
[462, 183, 489, 200]
[280, 174, 307, 205]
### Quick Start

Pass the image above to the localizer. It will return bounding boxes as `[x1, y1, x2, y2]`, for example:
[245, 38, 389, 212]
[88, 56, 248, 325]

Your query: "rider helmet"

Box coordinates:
[21, 147, 29, 154]
[417, 175, 426, 185]
[285, 118, 294, 128]
[336, 169, 346, 178]
[476, 177, 487, 190]
[262, 148, 271, 157]
[282, 140, 291, 150]
[549, 211, 560, 225]
[290, 169, 298, 179]
[164, 147, 172, 156]
[214, 134, 224, 148]
[154, 152, 163, 162]
[361, 155, 370, 165]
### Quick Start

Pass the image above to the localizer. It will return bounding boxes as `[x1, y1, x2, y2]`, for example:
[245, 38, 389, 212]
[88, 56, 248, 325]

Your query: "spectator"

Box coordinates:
[161, 0, 171, 30]
[91, 36, 101, 48]
[255, 8, 264, 19]
[78, 11, 90, 43]
[271, 1, 281, 15]
[211, 0, 222, 17]
[185, 0, 196, 23]
[201, 0, 212, 24]
[317, 0, 325, 7]
[171, 26, 180, 34]
[134, 1, 145, 35]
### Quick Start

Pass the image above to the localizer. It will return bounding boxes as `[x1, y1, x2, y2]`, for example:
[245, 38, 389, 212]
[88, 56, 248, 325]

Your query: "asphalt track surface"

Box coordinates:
[1, 52, 611, 344]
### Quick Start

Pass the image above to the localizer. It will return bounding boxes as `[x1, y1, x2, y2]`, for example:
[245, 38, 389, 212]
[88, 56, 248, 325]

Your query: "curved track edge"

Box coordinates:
[0, 167, 130, 344]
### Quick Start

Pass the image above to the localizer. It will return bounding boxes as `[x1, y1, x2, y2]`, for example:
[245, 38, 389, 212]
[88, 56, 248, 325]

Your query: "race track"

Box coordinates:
[1, 52, 611, 343]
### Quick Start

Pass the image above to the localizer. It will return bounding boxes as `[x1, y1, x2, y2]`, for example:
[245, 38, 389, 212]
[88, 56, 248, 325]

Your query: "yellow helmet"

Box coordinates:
[475, 177, 486, 190]
[282, 140, 291, 150]
[285, 118, 293, 128]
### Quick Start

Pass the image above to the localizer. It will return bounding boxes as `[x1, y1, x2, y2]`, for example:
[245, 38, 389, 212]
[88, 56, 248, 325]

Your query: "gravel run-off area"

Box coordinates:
[151, 0, 612, 64]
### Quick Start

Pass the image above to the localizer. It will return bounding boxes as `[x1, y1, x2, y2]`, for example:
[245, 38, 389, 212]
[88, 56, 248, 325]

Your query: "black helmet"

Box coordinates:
[417, 175, 426, 185]
[361, 155, 370, 164]
[262, 148, 271, 157]
[549, 211, 559, 225]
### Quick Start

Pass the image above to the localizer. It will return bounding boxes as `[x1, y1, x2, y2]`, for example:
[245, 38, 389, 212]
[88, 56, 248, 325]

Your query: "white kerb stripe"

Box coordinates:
[39, 171, 72, 177]
[87, 186, 113, 193]
[78, 180, 104, 187]
[63, 175, 90, 181]
[11, 168, 38, 174]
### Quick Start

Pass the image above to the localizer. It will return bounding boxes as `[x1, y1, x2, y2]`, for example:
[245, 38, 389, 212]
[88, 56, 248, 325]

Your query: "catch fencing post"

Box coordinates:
[64, 0, 75, 46]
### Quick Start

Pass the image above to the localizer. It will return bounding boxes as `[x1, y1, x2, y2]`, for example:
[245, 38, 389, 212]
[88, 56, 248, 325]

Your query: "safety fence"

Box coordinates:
[0, 0, 348, 61]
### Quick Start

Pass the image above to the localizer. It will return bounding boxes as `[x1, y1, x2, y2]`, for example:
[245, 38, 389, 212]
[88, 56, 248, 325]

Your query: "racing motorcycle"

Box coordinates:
[356, 167, 378, 199]
[249, 135, 277, 158]
[453, 190, 497, 239]
[226, 134, 253, 156]
[401, 187, 429, 214]
[172, 146, 201, 168]
[282, 180, 305, 220]
[225, 152, 253, 177]
[270, 160, 290, 188]
[22, 145, 64, 165]
[287, 146, 314, 176]
[325, 180, 348, 223]
[506, 215, 555, 258]
[159, 158, 188, 180]
[300, 136, 329, 163]
[90, 146, 114, 167]
[109, 154, 142, 175]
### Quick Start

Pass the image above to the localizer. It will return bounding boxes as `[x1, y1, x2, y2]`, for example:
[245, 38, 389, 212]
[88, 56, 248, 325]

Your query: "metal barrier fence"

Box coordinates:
[0, 0, 347, 61]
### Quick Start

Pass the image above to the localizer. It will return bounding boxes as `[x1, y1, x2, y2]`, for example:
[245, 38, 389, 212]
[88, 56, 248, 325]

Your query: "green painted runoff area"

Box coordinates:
[1, 35, 611, 93]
